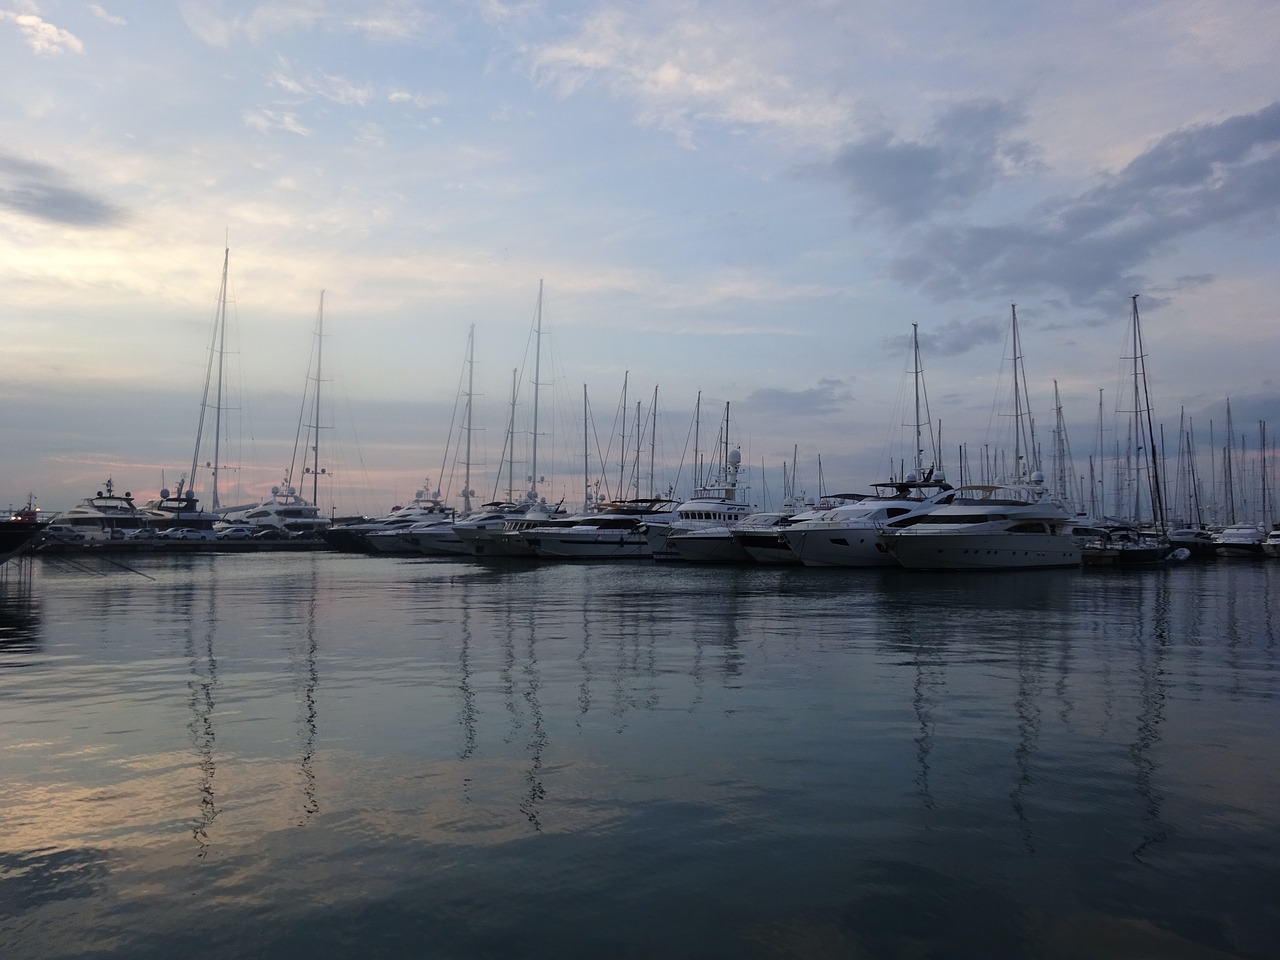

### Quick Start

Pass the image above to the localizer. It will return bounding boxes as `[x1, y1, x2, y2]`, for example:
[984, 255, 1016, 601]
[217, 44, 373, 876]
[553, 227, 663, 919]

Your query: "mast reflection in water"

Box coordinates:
[0, 554, 1277, 960]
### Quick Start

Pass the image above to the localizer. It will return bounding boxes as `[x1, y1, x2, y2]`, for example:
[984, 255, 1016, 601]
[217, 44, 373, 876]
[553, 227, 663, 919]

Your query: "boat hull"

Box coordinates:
[884, 532, 1081, 571]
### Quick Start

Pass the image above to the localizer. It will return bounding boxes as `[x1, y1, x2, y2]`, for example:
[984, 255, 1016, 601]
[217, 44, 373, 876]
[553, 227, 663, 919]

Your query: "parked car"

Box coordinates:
[216, 526, 253, 541]
[252, 526, 286, 540]
[124, 528, 156, 541]
[157, 527, 214, 541]
[44, 524, 85, 542]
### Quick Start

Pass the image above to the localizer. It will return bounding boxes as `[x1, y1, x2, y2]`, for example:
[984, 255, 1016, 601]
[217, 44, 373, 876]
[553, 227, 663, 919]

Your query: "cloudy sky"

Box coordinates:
[1, 0, 1277, 519]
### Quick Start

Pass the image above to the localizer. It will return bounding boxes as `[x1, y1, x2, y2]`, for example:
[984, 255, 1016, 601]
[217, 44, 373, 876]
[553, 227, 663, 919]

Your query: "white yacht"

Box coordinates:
[782, 475, 956, 567]
[1215, 523, 1266, 558]
[219, 484, 331, 537]
[1263, 527, 1280, 558]
[522, 498, 681, 560]
[880, 477, 1081, 571]
[321, 490, 454, 553]
[141, 485, 221, 536]
[59, 479, 152, 540]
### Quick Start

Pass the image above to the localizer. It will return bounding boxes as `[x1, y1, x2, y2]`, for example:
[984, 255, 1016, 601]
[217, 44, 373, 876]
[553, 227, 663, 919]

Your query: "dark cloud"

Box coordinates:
[830, 99, 1039, 225]
[0, 154, 124, 227]
[891, 101, 1280, 308]
[880, 316, 1005, 359]
[744, 378, 853, 418]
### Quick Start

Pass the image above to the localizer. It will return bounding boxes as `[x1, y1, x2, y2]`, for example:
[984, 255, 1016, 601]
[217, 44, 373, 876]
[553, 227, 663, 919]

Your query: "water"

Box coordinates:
[1, 553, 1277, 959]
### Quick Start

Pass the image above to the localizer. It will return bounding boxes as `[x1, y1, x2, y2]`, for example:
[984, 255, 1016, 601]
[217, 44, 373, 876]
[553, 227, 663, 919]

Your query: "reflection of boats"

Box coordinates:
[59, 479, 152, 540]
[881, 479, 1081, 570]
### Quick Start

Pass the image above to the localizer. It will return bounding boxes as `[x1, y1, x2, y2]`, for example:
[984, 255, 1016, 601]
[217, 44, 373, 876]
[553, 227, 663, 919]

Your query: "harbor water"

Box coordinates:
[1, 553, 1278, 959]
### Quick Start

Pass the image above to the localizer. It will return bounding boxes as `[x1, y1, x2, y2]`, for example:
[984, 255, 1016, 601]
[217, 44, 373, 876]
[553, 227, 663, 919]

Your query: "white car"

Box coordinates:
[44, 524, 85, 542]
[157, 527, 214, 541]
[216, 526, 253, 541]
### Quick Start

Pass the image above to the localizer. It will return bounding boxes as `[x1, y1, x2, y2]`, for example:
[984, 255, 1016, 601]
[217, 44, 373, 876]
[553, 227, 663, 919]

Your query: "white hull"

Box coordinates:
[885, 532, 1080, 570]
[667, 529, 751, 563]
[527, 531, 652, 560]
[785, 527, 897, 567]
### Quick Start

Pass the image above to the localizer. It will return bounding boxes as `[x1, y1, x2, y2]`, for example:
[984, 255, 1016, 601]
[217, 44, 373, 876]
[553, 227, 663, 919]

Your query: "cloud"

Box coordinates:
[890, 100, 1280, 307]
[532, 8, 849, 148]
[830, 100, 1040, 225]
[181, 0, 326, 47]
[0, 155, 123, 227]
[89, 4, 126, 27]
[880, 316, 1006, 359]
[243, 109, 310, 136]
[0, 11, 84, 54]
[271, 61, 372, 106]
[744, 378, 854, 418]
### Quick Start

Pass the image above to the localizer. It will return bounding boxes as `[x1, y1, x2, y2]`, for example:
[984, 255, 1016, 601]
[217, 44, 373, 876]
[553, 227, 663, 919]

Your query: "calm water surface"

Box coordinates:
[1, 553, 1277, 959]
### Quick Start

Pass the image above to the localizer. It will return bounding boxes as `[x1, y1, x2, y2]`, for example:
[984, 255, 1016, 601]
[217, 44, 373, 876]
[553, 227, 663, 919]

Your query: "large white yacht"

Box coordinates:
[879, 476, 1080, 570]
[521, 498, 681, 560]
[645, 448, 758, 561]
[141, 484, 221, 535]
[219, 484, 331, 536]
[59, 479, 152, 540]
[781, 475, 956, 567]
[321, 490, 454, 553]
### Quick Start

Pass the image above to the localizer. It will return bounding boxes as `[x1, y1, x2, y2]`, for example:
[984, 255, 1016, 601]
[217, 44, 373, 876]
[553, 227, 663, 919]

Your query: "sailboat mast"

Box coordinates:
[583, 384, 590, 513]
[189, 246, 231, 511]
[912, 323, 924, 477]
[506, 368, 518, 503]
[1130, 296, 1165, 528]
[462, 324, 475, 515]
[311, 291, 324, 508]
[530, 280, 543, 503]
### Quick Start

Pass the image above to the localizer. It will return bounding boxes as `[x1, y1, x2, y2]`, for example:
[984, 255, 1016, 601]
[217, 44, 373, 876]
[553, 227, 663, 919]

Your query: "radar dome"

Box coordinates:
[728, 448, 742, 466]
[160, 488, 171, 499]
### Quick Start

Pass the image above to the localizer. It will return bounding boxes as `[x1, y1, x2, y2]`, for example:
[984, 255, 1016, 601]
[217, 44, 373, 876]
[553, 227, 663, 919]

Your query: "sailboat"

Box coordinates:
[1077, 296, 1175, 566]
[219, 291, 332, 538]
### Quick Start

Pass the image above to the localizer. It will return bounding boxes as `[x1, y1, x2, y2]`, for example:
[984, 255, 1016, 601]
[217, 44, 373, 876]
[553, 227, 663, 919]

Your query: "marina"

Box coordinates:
[1, 551, 1278, 959]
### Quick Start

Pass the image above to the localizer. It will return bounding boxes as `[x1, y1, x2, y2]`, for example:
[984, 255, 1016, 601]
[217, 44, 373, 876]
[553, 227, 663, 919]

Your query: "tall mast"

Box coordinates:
[583, 384, 590, 513]
[190, 245, 231, 510]
[649, 385, 658, 498]
[311, 290, 324, 507]
[462, 324, 475, 515]
[529, 280, 543, 503]
[1009, 304, 1039, 478]
[912, 323, 924, 477]
[506, 368, 518, 503]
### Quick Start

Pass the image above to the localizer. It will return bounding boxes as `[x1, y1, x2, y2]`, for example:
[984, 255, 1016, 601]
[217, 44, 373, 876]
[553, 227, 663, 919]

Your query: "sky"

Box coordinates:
[1, 0, 1278, 521]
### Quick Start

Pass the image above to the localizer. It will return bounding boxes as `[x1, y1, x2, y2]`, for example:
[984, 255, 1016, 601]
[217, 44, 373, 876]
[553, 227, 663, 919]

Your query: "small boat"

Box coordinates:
[0, 499, 44, 565]
[1075, 521, 1173, 567]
